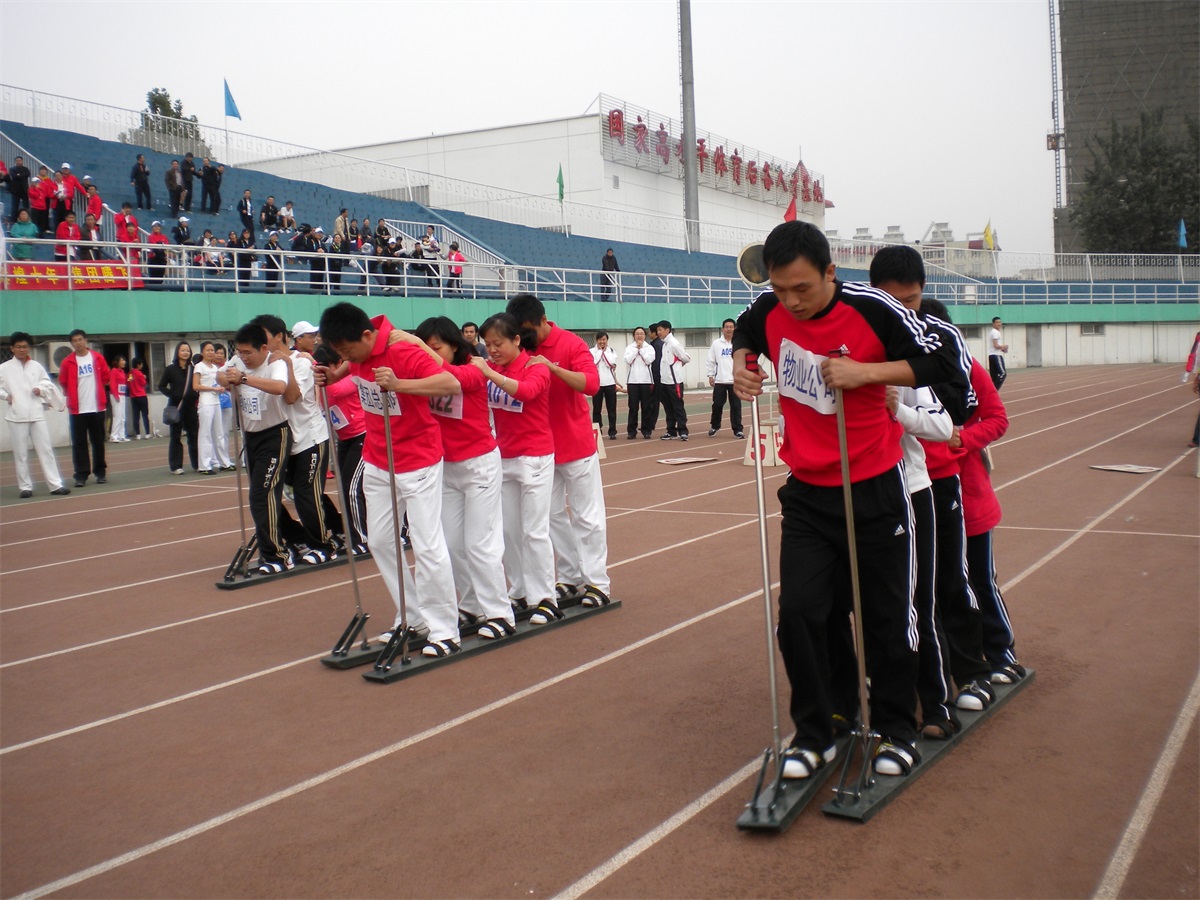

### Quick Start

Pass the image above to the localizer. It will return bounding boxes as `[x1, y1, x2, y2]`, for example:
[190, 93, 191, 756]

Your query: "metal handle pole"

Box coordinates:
[228, 383, 249, 546]
[320, 385, 364, 618]
[748, 356, 782, 765]
[380, 389, 410, 651]
[833, 384, 871, 737]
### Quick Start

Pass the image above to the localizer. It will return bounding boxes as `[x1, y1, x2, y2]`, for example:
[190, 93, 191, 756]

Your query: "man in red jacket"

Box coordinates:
[59, 328, 110, 486]
[507, 294, 613, 612]
[54, 211, 81, 262]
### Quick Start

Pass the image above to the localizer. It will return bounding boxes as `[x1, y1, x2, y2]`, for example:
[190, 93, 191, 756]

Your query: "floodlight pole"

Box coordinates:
[679, 0, 700, 252]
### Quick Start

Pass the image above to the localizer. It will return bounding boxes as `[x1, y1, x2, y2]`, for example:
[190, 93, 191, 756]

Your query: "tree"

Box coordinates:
[119, 88, 213, 158]
[1069, 110, 1199, 254]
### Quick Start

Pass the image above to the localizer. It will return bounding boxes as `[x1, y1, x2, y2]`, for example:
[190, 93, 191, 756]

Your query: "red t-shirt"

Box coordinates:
[534, 323, 599, 464]
[487, 350, 553, 459]
[431, 360, 497, 462]
[347, 315, 443, 473]
[324, 371, 366, 439]
[108, 368, 129, 399]
[955, 359, 1009, 536]
[128, 369, 148, 398]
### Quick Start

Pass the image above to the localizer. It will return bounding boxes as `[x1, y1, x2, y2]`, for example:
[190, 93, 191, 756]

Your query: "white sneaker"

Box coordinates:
[781, 744, 837, 779]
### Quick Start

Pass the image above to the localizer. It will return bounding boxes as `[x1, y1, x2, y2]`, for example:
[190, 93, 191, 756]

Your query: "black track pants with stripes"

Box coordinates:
[244, 423, 291, 565]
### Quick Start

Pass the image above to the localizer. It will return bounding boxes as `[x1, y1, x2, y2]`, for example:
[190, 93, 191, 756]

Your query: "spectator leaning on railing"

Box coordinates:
[114, 202, 139, 235]
[54, 211, 81, 262]
[146, 221, 170, 286]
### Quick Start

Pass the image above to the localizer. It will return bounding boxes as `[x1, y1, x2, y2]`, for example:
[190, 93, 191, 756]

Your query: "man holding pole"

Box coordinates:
[732, 222, 966, 780]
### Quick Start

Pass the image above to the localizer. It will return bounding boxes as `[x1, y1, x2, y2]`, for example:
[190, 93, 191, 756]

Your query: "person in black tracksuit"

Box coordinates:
[732, 222, 969, 782]
[159, 342, 200, 473]
[238, 190, 255, 238]
[261, 232, 284, 292]
[130, 155, 151, 210]
[657, 321, 690, 440]
[646, 323, 664, 434]
[181, 153, 197, 212]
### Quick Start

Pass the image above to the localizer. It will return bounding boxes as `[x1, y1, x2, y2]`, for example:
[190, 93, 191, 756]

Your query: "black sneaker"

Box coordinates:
[50, 487, 71, 495]
[660, 434, 677, 441]
[97, 476, 107, 484]
[707, 428, 717, 436]
[74, 479, 86, 487]
[19, 490, 33, 498]
[735, 431, 745, 439]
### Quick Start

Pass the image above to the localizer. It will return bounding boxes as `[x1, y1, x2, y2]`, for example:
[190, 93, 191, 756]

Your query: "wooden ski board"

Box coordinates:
[737, 732, 855, 832]
[821, 669, 1036, 822]
[215, 551, 371, 591]
[361, 600, 621, 684]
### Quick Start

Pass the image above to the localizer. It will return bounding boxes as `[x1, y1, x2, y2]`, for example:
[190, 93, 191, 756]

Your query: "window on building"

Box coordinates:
[1081, 324, 1106, 336]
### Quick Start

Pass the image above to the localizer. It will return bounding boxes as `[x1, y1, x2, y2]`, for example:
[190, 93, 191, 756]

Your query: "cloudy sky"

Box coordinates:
[1, 0, 1056, 251]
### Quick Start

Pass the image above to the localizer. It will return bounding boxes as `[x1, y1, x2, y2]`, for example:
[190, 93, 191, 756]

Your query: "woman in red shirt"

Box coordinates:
[415, 316, 514, 638]
[472, 313, 559, 625]
[313, 343, 368, 556]
[108, 355, 130, 442]
[129, 357, 150, 439]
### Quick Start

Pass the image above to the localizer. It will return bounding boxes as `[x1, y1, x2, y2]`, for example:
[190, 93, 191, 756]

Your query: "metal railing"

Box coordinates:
[4, 238, 1198, 306]
[380, 219, 506, 268]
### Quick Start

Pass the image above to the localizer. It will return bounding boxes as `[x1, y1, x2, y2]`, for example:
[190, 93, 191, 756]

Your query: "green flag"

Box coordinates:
[556, 164, 564, 203]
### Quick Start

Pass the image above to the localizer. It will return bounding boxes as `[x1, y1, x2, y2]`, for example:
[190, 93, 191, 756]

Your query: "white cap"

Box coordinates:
[291, 321, 319, 338]
[268, 229, 278, 237]
[31, 176, 41, 183]
[61, 162, 71, 169]
[314, 226, 324, 234]
[179, 216, 190, 223]
[83, 174, 93, 180]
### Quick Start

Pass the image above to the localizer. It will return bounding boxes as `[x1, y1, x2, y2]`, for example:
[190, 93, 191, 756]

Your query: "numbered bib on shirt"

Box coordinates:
[354, 376, 400, 415]
[239, 392, 262, 422]
[777, 338, 837, 415]
[429, 393, 463, 419]
[118, 384, 128, 396]
[327, 404, 348, 429]
[78, 361, 94, 377]
[486, 381, 523, 413]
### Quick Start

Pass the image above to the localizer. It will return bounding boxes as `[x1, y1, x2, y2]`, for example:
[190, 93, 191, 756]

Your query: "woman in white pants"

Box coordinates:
[415, 316, 514, 639]
[192, 341, 232, 474]
[214, 346, 235, 459]
[108, 355, 130, 442]
[473, 313, 558, 626]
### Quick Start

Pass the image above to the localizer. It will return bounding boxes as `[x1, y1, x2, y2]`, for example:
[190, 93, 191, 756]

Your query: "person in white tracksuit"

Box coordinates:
[0, 332, 69, 497]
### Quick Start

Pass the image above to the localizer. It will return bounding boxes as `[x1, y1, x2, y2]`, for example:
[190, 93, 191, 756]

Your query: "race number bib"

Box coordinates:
[239, 392, 262, 422]
[429, 393, 463, 420]
[353, 376, 400, 415]
[486, 381, 523, 413]
[118, 384, 128, 396]
[777, 338, 836, 415]
[77, 361, 94, 377]
[327, 404, 348, 429]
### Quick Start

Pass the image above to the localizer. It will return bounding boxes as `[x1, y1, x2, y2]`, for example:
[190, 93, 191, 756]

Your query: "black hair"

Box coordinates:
[131, 357, 146, 371]
[9, 331, 32, 346]
[121, 202, 132, 210]
[312, 343, 340, 367]
[505, 294, 546, 327]
[479, 313, 521, 344]
[171, 341, 191, 366]
[869, 245, 926, 289]
[761, 221, 832, 274]
[234, 323, 269, 348]
[318, 302, 374, 346]
[992, 316, 1002, 324]
[722, 318, 736, 327]
[920, 298, 952, 323]
[69, 328, 86, 340]
[595, 330, 609, 341]
[633, 326, 646, 336]
[414, 316, 475, 366]
[649, 324, 660, 334]
[659, 320, 673, 332]
[340, 208, 348, 216]
[462, 321, 479, 332]
[249, 314, 288, 341]
[199, 340, 215, 354]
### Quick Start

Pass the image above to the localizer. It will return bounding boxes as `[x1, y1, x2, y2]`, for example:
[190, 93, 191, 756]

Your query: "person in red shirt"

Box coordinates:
[313, 343, 369, 556]
[146, 221, 171, 287]
[114, 202, 139, 235]
[85, 183, 103, 223]
[444, 242, 466, 294]
[415, 316, 515, 638]
[54, 211, 81, 262]
[58, 328, 110, 486]
[732, 222, 967, 781]
[28, 173, 50, 234]
[128, 357, 151, 439]
[507, 295, 612, 609]
[108, 355, 130, 442]
[318, 302, 463, 658]
[951, 341, 1025, 687]
[472, 312, 557, 625]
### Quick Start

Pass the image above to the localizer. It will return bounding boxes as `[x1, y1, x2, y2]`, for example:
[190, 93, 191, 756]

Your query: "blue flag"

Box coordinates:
[1179, 218, 1188, 249]
[224, 79, 241, 120]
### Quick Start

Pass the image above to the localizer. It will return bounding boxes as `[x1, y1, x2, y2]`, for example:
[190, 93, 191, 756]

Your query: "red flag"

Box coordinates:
[784, 195, 797, 222]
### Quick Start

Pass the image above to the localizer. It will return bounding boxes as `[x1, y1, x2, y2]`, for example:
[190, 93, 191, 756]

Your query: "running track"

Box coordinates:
[1, 364, 1196, 899]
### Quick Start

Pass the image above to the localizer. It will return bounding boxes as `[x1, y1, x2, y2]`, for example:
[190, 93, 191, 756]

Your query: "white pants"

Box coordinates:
[550, 453, 610, 593]
[501, 454, 555, 605]
[364, 460, 459, 643]
[109, 398, 126, 441]
[198, 404, 231, 470]
[9, 419, 64, 492]
[442, 448, 512, 626]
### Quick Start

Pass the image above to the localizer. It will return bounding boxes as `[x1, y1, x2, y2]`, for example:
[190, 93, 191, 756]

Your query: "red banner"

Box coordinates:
[3, 261, 144, 291]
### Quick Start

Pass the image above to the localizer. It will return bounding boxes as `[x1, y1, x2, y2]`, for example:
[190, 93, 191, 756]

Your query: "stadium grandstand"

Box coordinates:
[1, 83, 1197, 450]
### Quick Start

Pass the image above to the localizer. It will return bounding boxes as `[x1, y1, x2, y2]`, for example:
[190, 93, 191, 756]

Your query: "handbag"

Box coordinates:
[162, 404, 181, 425]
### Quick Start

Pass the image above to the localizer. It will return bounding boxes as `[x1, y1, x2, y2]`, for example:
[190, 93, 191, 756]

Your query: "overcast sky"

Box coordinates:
[1, 0, 1056, 251]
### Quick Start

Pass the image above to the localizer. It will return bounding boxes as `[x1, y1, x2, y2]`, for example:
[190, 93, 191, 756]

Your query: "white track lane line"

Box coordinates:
[543, 453, 1197, 899]
[995, 384, 1183, 447]
[4, 509, 228, 548]
[999, 368, 1161, 406]
[10, 587, 768, 900]
[995, 402, 1194, 492]
[1, 565, 226, 615]
[0, 487, 233, 524]
[1, 529, 239, 576]
[1006, 374, 1167, 419]
[999, 525, 1197, 540]
[1092, 671, 1200, 899]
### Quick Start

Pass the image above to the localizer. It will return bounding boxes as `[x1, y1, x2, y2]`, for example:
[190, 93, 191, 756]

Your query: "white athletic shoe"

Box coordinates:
[781, 744, 836, 779]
